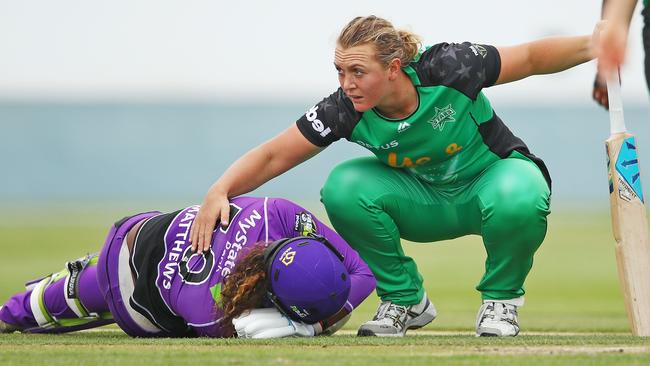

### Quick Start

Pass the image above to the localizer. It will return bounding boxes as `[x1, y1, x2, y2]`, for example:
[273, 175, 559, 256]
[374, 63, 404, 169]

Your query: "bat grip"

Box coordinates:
[606, 70, 627, 134]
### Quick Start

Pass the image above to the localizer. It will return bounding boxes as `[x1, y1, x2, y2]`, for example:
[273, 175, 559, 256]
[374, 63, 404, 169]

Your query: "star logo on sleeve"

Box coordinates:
[455, 63, 472, 80]
[443, 45, 457, 60]
[429, 104, 456, 131]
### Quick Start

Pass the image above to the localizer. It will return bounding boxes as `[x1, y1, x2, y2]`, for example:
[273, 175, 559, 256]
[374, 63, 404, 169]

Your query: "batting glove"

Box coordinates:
[233, 308, 317, 338]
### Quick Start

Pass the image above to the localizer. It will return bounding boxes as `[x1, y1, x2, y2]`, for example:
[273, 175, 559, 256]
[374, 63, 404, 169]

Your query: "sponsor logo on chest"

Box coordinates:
[356, 139, 399, 150]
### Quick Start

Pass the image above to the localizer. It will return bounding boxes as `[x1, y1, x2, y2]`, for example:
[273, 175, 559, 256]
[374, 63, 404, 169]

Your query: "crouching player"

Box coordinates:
[0, 196, 376, 338]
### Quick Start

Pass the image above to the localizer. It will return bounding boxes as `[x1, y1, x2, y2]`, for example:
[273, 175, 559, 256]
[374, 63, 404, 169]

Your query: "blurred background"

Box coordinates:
[0, 0, 648, 332]
[1, 0, 649, 208]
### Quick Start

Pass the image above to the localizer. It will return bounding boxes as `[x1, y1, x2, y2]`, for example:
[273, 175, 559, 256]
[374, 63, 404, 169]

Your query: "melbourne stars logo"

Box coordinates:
[429, 104, 456, 131]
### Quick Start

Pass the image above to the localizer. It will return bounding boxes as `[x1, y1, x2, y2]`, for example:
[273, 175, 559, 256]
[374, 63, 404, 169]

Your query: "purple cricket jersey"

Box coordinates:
[148, 196, 375, 337]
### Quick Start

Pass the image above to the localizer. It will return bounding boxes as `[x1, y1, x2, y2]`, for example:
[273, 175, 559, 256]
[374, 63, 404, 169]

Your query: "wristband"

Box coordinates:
[313, 321, 324, 335]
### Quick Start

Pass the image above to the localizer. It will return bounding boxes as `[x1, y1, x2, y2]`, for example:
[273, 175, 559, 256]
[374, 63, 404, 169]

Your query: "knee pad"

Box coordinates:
[27, 253, 111, 330]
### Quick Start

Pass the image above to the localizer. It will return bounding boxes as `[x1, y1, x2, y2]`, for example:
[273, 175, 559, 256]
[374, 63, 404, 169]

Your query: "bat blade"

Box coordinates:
[606, 132, 650, 336]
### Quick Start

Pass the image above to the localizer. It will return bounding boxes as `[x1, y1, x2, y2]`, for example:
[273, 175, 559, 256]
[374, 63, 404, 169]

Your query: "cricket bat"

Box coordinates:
[606, 71, 650, 336]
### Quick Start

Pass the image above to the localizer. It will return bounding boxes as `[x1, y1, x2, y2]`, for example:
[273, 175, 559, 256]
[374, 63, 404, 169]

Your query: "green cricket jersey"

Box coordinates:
[296, 42, 550, 188]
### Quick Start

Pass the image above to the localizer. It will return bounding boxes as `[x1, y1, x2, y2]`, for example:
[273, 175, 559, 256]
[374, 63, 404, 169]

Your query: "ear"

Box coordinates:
[387, 58, 402, 81]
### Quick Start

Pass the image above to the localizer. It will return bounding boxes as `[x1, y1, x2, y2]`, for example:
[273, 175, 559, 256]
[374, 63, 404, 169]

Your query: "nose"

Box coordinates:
[342, 74, 356, 92]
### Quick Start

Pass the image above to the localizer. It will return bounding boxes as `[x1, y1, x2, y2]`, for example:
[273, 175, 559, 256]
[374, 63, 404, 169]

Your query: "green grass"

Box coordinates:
[1, 331, 650, 365]
[0, 205, 647, 365]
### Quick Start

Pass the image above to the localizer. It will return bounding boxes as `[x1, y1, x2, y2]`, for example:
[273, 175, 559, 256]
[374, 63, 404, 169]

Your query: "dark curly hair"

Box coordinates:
[219, 244, 269, 337]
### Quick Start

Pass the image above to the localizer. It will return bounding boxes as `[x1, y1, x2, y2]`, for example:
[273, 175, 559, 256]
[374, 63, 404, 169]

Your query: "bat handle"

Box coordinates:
[606, 69, 627, 134]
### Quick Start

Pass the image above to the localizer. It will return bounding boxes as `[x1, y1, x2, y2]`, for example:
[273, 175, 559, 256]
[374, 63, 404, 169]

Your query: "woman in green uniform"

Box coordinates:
[190, 15, 597, 337]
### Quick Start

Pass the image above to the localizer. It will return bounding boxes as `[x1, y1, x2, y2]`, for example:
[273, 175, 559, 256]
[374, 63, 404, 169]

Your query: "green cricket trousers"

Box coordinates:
[321, 155, 551, 305]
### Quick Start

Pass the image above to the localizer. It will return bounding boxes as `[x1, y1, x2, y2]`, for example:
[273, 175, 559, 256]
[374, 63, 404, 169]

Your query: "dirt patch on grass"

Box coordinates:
[466, 345, 650, 355]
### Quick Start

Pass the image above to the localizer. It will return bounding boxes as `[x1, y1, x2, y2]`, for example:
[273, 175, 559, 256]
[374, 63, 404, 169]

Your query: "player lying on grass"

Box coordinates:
[0, 196, 375, 338]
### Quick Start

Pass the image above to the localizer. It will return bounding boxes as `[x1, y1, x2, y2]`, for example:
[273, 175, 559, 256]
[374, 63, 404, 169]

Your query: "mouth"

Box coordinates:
[348, 95, 363, 103]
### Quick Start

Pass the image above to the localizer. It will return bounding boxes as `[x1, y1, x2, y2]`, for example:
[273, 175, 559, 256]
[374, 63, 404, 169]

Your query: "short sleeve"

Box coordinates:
[415, 42, 501, 100]
[295, 88, 361, 147]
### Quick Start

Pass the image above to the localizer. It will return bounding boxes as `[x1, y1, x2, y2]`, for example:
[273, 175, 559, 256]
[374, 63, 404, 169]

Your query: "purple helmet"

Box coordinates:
[264, 236, 350, 323]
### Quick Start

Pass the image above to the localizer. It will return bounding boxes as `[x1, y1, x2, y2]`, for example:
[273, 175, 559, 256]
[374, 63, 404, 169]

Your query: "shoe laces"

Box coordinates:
[374, 301, 408, 325]
[483, 302, 518, 325]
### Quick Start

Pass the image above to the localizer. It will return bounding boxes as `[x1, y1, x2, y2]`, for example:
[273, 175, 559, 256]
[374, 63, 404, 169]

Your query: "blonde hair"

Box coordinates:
[337, 15, 422, 67]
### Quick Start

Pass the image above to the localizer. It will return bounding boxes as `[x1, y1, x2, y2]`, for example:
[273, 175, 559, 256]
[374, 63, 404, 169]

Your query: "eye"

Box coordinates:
[354, 68, 364, 76]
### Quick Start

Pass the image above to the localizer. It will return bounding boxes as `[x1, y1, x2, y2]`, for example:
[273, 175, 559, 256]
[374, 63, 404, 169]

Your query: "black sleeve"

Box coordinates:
[295, 88, 362, 147]
[415, 42, 501, 100]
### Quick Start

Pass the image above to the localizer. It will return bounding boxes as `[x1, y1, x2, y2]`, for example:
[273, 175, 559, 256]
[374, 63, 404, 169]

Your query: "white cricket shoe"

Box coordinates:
[475, 301, 520, 337]
[357, 294, 437, 337]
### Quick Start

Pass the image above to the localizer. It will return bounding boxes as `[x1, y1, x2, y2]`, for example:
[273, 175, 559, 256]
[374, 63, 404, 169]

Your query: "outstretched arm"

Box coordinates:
[495, 35, 594, 85]
[599, 0, 638, 75]
[593, 0, 639, 108]
[190, 125, 323, 252]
